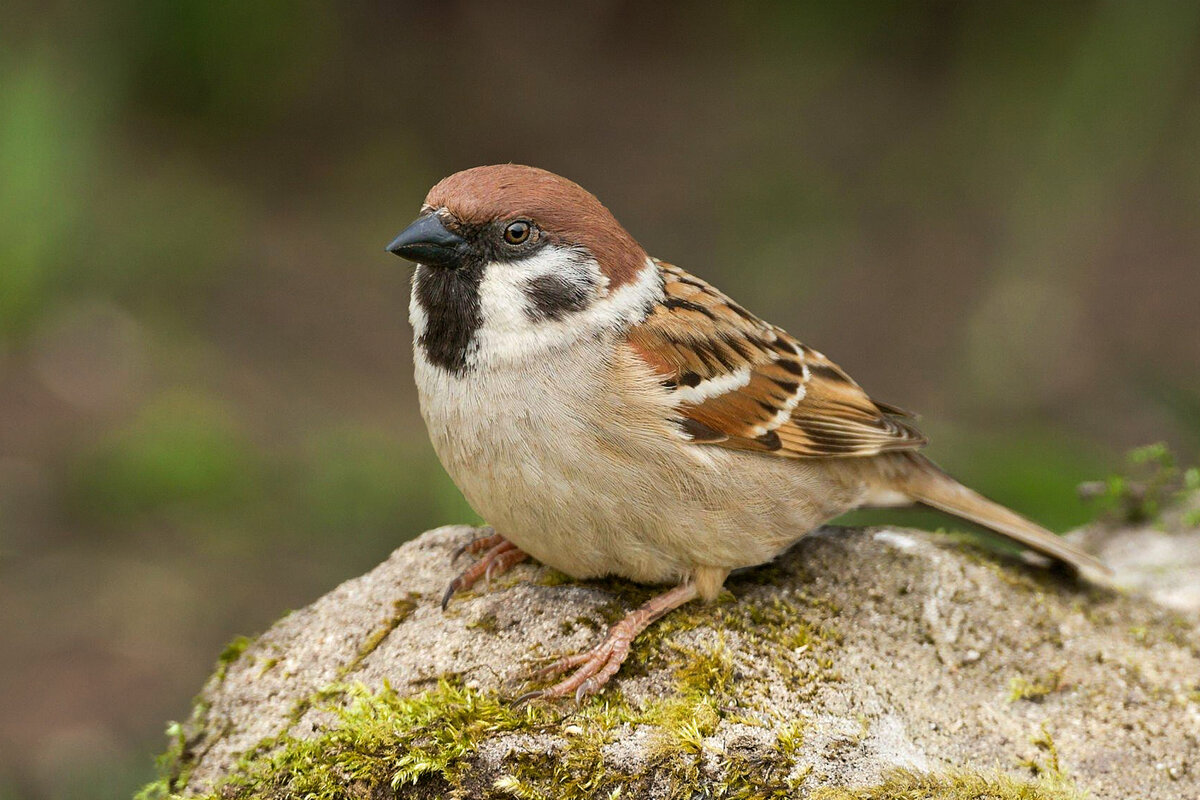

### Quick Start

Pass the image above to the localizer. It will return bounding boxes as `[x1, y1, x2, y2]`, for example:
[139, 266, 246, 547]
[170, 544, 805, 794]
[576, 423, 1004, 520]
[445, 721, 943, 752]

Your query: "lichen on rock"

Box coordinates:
[139, 521, 1200, 799]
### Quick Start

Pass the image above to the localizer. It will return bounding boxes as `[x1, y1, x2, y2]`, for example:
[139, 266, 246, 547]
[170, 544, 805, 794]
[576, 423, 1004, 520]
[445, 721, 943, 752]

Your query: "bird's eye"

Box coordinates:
[503, 220, 531, 245]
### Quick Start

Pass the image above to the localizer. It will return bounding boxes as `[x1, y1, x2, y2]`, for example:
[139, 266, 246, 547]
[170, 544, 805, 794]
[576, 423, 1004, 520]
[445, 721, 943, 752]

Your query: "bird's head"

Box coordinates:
[388, 165, 657, 372]
[388, 164, 646, 290]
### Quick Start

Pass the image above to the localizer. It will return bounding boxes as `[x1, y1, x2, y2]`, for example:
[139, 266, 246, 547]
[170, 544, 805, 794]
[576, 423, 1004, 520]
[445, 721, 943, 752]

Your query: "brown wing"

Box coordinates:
[627, 261, 927, 458]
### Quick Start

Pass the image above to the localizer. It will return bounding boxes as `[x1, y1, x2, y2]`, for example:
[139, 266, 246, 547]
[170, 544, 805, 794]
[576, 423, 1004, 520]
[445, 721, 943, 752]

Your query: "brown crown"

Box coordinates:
[424, 164, 647, 288]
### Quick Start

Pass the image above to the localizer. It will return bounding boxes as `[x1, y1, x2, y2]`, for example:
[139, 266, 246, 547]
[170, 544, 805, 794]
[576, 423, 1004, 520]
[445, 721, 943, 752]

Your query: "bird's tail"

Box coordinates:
[893, 454, 1111, 579]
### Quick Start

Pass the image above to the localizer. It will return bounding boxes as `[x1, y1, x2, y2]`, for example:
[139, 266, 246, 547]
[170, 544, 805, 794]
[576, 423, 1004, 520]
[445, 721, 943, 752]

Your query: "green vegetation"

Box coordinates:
[1007, 670, 1067, 703]
[466, 612, 501, 634]
[1017, 725, 1076, 790]
[1081, 443, 1200, 526]
[67, 392, 262, 521]
[139, 589, 842, 800]
[133, 722, 190, 800]
[809, 768, 1083, 800]
[214, 635, 253, 683]
[141, 675, 1084, 800]
[146, 670, 810, 800]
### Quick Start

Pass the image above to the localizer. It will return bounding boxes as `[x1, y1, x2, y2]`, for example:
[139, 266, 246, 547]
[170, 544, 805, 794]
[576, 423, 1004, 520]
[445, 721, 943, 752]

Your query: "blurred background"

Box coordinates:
[2, 2, 1199, 797]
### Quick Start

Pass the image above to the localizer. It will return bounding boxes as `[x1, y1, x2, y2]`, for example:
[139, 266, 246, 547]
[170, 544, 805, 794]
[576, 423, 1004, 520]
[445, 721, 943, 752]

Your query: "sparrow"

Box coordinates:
[385, 164, 1109, 702]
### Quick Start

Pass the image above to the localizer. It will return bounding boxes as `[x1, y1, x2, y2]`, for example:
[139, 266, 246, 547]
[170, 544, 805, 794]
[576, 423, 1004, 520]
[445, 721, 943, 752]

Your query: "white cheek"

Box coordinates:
[479, 248, 603, 325]
[408, 283, 427, 339]
[474, 248, 602, 358]
[476, 262, 553, 335]
[472, 254, 663, 365]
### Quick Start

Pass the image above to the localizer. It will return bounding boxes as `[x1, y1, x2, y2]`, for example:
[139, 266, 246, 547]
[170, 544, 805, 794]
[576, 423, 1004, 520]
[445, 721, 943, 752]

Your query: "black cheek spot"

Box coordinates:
[523, 274, 593, 321]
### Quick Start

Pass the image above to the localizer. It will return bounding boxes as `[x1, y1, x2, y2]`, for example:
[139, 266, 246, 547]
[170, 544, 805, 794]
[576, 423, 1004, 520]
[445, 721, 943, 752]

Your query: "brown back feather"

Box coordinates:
[628, 261, 927, 458]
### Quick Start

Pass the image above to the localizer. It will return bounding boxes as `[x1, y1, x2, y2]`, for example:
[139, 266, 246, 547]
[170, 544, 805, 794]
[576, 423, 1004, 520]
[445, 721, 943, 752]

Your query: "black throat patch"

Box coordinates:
[413, 261, 484, 374]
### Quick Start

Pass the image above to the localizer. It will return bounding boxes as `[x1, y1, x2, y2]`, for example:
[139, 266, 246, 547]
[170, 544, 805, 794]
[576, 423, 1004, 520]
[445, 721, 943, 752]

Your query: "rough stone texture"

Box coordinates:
[176, 522, 1200, 799]
[1077, 503, 1200, 614]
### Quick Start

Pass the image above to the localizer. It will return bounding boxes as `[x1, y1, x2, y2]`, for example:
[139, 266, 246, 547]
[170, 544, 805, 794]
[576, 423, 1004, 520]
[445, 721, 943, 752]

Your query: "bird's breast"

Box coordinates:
[412, 334, 693, 580]
[411, 329, 864, 583]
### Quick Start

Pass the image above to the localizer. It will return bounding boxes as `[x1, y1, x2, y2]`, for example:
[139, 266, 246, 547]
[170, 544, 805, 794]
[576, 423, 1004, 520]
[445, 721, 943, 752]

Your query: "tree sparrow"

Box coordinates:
[386, 164, 1109, 702]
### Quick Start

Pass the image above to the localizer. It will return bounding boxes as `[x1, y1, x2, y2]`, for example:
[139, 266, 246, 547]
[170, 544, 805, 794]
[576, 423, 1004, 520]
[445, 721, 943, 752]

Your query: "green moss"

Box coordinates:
[139, 634, 254, 796]
[136, 685, 221, 798]
[808, 768, 1084, 800]
[214, 634, 253, 682]
[175, 640, 816, 800]
[207, 680, 533, 798]
[636, 640, 732, 757]
[1007, 670, 1067, 703]
[345, 593, 420, 674]
[136, 593, 425, 799]
[673, 637, 736, 697]
[534, 568, 575, 587]
[133, 721, 189, 800]
[467, 612, 501, 634]
[1020, 725, 1071, 783]
[1082, 442, 1199, 525]
[148, 574, 846, 799]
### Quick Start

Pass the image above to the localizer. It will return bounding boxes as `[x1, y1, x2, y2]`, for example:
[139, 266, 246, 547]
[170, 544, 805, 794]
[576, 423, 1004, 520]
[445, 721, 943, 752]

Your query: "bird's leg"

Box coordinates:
[442, 533, 529, 610]
[450, 527, 505, 564]
[517, 582, 700, 704]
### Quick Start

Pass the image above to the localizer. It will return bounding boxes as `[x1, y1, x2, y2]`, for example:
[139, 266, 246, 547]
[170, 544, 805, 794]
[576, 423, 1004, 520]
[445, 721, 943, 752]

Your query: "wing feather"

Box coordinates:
[628, 261, 926, 458]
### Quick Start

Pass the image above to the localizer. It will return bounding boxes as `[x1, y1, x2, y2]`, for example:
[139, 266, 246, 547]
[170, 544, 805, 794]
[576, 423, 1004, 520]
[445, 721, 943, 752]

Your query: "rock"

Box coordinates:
[145, 524, 1200, 800]
[1076, 507, 1200, 615]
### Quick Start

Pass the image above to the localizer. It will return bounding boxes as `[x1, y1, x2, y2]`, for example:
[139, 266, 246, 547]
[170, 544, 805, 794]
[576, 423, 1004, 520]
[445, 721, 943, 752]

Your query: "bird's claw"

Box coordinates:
[511, 583, 699, 704]
[440, 576, 463, 611]
[441, 534, 528, 612]
[512, 689, 544, 708]
[516, 639, 620, 704]
[450, 528, 500, 565]
[575, 678, 599, 704]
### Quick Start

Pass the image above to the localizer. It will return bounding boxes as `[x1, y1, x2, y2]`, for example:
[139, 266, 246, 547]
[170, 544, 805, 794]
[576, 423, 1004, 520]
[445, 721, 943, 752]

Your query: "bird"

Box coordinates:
[385, 164, 1109, 703]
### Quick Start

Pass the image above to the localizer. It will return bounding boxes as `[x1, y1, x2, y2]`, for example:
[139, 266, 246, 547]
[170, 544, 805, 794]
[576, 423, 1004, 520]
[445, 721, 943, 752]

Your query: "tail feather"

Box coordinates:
[898, 455, 1111, 579]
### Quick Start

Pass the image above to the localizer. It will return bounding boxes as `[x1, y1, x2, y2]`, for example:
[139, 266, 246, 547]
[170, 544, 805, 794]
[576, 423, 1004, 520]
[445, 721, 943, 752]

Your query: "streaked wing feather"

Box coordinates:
[628, 261, 926, 459]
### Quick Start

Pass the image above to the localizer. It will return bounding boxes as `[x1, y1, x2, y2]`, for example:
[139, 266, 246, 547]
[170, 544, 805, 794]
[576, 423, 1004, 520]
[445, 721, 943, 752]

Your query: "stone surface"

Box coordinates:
[1077, 503, 1200, 615]
[169, 522, 1200, 799]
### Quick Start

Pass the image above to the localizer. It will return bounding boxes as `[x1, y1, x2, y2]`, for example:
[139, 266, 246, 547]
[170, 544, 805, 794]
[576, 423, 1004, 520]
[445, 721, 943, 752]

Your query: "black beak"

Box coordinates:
[386, 214, 468, 268]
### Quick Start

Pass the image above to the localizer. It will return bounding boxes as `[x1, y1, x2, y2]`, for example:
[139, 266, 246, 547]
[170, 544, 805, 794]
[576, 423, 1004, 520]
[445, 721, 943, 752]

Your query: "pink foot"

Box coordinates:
[517, 582, 699, 703]
[442, 532, 528, 610]
[450, 528, 504, 564]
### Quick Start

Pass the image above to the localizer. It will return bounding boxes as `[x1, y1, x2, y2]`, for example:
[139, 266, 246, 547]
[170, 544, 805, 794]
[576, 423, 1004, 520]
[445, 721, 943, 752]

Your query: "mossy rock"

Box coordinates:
[140, 524, 1200, 799]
